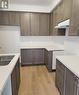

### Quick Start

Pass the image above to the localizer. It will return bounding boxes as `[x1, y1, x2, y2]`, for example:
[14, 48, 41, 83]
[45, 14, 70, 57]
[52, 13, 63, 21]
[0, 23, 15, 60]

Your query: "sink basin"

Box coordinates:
[0, 55, 14, 66]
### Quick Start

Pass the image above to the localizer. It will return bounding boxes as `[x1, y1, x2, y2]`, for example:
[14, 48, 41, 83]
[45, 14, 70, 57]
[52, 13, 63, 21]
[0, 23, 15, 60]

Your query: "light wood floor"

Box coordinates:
[18, 66, 60, 95]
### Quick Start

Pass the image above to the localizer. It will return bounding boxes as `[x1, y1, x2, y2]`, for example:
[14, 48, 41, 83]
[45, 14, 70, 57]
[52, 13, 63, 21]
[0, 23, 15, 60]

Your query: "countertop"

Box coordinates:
[0, 53, 20, 95]
[56, 55, 79, 78]
[20, 43, 64, 51]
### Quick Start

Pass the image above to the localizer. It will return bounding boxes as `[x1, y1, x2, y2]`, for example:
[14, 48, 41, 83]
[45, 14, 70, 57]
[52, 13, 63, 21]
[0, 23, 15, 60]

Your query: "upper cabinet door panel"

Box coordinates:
[63, 0, 72, 20]
[39, 14, 49, 36]
[9, 12, 20, 26]
[20, 13, 31, 36]
[69, 0, 79, 36]
[30, 13, 40, 36]
[0, 11, 20, 26]
[0, 11, 9, 25]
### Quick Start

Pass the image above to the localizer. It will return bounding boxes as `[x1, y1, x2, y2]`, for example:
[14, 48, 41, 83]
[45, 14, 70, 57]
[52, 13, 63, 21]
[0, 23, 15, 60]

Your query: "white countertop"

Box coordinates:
[56, 55, 79, 78]
[0, 53, 20, 95]
[20, 43, 64, 51]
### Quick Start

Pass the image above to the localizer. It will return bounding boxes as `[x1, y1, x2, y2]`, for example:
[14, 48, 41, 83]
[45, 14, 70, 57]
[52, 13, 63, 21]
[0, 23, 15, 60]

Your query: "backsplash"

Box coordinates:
[20, 36, 65, 44]
[64, 37, 79, 55]
[0, 26, 79, 55]
[0, 26, 20, 54]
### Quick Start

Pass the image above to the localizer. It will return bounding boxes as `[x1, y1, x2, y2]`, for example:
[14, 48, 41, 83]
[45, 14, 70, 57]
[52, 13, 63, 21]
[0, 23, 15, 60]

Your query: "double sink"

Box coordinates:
[0, 55, 14, 66]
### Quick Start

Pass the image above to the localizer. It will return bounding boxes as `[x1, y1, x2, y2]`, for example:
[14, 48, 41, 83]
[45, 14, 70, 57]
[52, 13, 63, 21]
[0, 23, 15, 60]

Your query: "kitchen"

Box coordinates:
[0, 0, 79, 95]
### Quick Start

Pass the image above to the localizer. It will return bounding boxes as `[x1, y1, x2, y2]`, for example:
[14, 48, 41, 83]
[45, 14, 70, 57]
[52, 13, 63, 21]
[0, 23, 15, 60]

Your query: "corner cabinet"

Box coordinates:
[11, 59, 20, 95]
[21, 49, 45, 66]
[56, 59, 79, 95]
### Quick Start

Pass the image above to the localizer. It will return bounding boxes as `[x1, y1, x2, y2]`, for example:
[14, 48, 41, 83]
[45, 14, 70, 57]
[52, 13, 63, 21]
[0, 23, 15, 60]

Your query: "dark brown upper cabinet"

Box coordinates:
[9, 12, 20, 26]
[30, 13, 40, 36]
[20, 13, 31, 36]
[0, 11, 9, 25]
[20, 13, 50, 36]
[63, 0, 72, 20]
[0, 11, 20, 26]
[39, 13, 49, 36]
[50, 0, 72, 36]
[69, 0, 79, 36]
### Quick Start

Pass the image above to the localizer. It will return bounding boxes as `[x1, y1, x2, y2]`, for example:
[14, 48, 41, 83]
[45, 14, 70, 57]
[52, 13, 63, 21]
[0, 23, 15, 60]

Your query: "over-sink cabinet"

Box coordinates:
[11, 59, 20, 95]
[56, 59, 79, 95]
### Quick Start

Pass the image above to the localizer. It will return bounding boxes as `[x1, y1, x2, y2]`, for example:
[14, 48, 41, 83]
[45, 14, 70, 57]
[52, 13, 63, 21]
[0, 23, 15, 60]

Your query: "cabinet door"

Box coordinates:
[9, 12, 20, 26]
[65, 68, 78, 95]
[30, 13, 40, 36]
[21, 49, 33, 65]
[63, 0, 72, 20]
[11, 64, 17, 95]
[16, 59, 20, 91]
[39, 13, 49, 36]
[77, 81, 79, 95]
[46, 51, 52, 72]
[55, 59, 65, 95]
[0, 11, 9, 25]
[20, 13, 31, 36]
[57, 1, 64, 23]
[32, 49, 44, 65]
[49, 12, 53, 35]
[44, 49, 48, 68]
[69, 0, 79, 36]
[11, 59, 20, 95]
[52, 9, 58, 35]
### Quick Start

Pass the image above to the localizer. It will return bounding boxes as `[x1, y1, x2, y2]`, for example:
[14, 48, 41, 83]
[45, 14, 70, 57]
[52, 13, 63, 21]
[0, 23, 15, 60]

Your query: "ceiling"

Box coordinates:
[7, 0, 61, 13]
[10, 0, 54, 7]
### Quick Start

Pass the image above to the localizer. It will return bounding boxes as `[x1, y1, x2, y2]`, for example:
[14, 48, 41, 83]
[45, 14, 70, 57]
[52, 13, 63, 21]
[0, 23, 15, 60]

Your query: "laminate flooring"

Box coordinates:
[18, 66, 60, 95]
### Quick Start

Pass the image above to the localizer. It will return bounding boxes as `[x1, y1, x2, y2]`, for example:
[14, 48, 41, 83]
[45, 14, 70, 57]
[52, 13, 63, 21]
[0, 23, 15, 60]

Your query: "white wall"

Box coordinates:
[0, 26, 20, 54]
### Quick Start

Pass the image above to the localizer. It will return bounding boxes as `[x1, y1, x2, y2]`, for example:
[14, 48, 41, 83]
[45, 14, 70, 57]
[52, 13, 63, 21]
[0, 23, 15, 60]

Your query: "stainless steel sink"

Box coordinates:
[0, 55, 14, 66]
